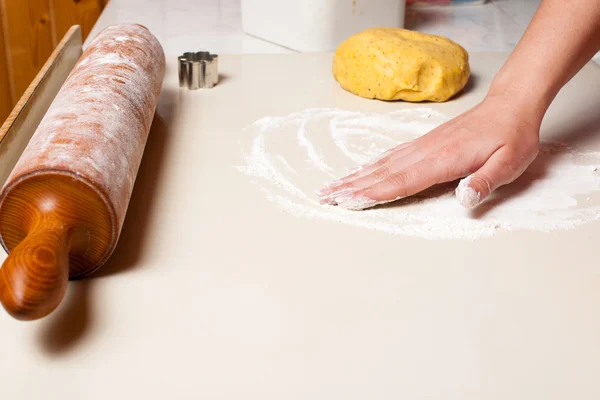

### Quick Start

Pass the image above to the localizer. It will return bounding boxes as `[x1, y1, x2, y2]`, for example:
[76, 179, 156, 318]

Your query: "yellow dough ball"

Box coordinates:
[332, 28, 470, 102]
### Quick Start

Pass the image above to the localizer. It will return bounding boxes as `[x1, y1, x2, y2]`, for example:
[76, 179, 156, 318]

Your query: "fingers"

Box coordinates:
[319, 150, 426, 204]
[324, 145, 535, 211]
[455, 146, 535, 208]
[316, 136, 537, 211]
[334, 156, 458, 210]
[359, 158, 448, 200]
[316, 143, 415, 194]
[338, 145, 414, 184]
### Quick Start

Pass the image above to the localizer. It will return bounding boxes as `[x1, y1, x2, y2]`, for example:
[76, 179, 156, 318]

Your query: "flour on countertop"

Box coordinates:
[237, 108, 600, 240]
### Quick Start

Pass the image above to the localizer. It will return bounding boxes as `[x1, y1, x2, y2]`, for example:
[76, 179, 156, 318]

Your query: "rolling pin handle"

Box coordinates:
[0, 220, 70, 321]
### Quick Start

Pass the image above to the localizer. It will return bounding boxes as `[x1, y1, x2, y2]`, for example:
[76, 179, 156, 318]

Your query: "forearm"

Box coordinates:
[489, 0, 600, 121]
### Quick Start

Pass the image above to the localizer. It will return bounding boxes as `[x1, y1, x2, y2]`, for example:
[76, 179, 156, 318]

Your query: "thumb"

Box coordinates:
[455, 147, 530, 208]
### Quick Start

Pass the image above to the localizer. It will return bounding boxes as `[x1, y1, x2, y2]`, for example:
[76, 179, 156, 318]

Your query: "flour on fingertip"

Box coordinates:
[456, 176, 481, 208]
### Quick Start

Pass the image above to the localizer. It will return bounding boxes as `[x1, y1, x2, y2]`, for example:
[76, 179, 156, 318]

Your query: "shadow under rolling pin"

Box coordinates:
[0, 23, 165, 321]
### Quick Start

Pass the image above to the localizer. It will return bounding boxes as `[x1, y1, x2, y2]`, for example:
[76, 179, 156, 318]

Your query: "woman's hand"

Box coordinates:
[317, 0, 600, 211]
[316, 92, 543, 210]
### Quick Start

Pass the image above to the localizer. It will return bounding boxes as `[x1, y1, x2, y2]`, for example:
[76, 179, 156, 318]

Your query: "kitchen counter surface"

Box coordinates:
[3, 50, 600, 400]
[3, 1, 600, 398]
[88, 0, 600, 64]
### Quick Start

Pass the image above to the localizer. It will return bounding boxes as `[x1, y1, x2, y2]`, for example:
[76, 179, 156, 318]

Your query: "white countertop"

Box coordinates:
[3, 2, 600, 398]
[88, 0, 600, 64]
[4, 50, 600, 400]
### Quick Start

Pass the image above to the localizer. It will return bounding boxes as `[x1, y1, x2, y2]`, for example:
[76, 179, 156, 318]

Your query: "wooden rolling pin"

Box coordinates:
[0, 24, 165, 320]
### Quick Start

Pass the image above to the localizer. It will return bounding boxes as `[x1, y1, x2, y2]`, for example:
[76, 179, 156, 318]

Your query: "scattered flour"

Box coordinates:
[237, 108, 600, 240]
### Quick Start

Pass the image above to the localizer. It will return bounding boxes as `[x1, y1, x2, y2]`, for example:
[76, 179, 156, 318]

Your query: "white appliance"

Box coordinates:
[241, 0, 406, 52]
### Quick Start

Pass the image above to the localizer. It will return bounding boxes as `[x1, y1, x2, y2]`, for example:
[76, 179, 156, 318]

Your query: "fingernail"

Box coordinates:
[319, 192, 343, 205]
[333, 193, 355, 205]
[315, 182, 344, 199]
[346, 166, 363, 175]
[320, 196, 335, 205]
[318, 192, 338, 205]
[320, 187, 356, 205]
[456, 176, 481, 208]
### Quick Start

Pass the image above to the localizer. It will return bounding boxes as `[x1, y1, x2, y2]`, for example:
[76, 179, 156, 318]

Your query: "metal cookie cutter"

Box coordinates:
[178, 51, 219, 90]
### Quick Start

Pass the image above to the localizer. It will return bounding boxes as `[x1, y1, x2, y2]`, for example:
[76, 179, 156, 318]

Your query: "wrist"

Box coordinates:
[485, 73, 551, 128]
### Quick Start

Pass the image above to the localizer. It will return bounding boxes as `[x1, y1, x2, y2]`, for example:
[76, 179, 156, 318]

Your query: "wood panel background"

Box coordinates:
[0, 0, 107, 125]
[0, 14, 11, 124]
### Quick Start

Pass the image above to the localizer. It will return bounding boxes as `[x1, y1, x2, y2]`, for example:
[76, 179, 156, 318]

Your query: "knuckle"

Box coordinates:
[504, 143, 539, 167]
[426, 153, 457, 183]
[522, 132, 540, 149]
[372, 158, 388, 169]
[498, 149, 520, 171]
[438, 143, 459, 158]
[387, 171, 411, 187]
[372, 166, 390, 180]
[471, 174, 493, 193]
[439, 165, 455, 182]
[426, 156, 453, 183]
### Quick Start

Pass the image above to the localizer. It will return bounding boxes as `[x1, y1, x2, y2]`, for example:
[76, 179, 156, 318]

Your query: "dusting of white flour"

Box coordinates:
[236, 108, 600, 240]
[455, 175, 482, 209]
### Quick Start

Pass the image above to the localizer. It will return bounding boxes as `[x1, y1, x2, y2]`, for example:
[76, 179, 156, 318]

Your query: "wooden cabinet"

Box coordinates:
[51, 0, 106, 46]
[0, 0, 107, 124]
[0, 16, 12, 124]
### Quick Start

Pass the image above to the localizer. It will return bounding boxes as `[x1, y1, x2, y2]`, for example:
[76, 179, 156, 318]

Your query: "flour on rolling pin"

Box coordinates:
[0, 24, 165, 320]
[5, 24, 165, 233]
